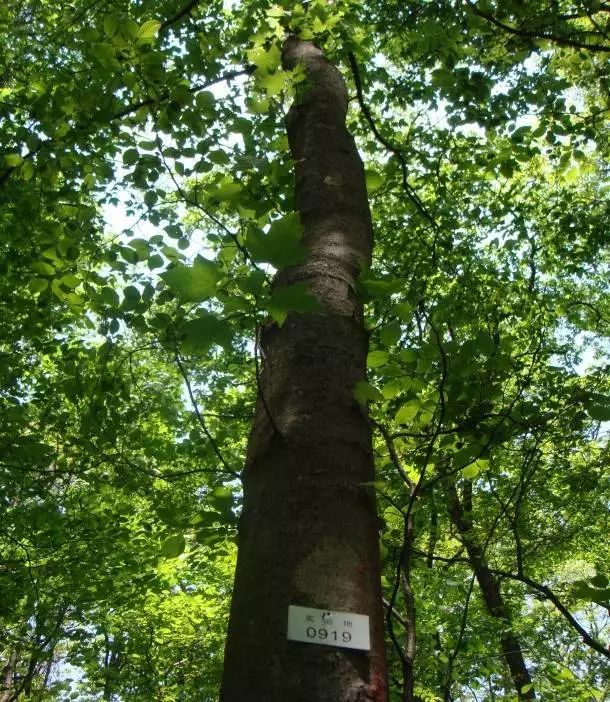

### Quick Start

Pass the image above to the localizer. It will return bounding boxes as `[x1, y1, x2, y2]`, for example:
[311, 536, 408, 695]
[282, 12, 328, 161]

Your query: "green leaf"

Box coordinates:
[265, 282, 322, 325]
[462, 464, 480, 480]
[160, 256, 221, 302]
[393, 302, 413, 321]
[31, 261, 55, 275]
[5, 154, 24, 167]
[209, 149, 230, 165]
[367, 350, 389, 368]
[365, 169, 384, 193]
[431, 68, 454, 89]
[129, 238, 151, 260]
[144, 190, 158, 207]
[28, 278, 49, 294]
[195, 531, 226, 548]
[395, 400, 419, 424]
[590, 574, 609, 588]
[261, 71, 285, 96]
[189, 510, 222, 526]
[246, 43, 281, 74]
[207, 179, 242, 202]
[236, 269, 266, 295]
[148, 253, 164, 269]
[60, 273, 80, 288]
[380, 321, 401, 347]
[161, 534, 186, 558]
[195, 90, 215, 115]
[123, 148, 139, 166]
[381, 377, 411, 399]
[207, 487, 235, 522]
[353, 380, 383, 404]
[122, 285, 140, 303]
[246, 213, 307, 268]
[136, 19, 161, 41]
[180, 313, 232, 353]
[499, 159, 515, 178]
[359, 274, 404, 300]
[119, 246, 139, 264]
[100, 286, 120, 307]
[398, 348, 417, 363]
[586, 400, 610, 421]
[462, 458, 488, 480]
[103, 14, 118, 37]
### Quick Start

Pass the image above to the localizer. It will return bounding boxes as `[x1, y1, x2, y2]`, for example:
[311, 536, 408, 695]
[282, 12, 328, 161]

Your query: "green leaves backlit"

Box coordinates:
[246, 212, 307, 268]
[161, 534, 186, 559]
[265, 282, 321, 325]
[161, 256, 221, 302]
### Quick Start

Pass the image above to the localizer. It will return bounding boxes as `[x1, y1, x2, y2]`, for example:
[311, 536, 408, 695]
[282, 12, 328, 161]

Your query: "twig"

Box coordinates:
[347, 52, 439, 232]
[174, 351, 241, 480]
[464, 0, 610, 53]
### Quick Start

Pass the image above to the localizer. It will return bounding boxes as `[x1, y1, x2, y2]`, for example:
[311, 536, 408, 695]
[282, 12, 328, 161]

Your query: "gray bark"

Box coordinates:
[220, 37, 388, 702]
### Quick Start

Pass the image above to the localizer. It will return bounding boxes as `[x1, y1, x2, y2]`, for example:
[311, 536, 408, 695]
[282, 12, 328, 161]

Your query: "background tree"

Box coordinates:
[1, 1, 609, 701]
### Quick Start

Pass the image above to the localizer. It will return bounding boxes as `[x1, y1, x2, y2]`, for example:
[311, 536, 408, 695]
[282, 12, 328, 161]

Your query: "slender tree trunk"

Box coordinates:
[0, 650, 18, 702]
[103, 632, 123, 701]
[446, 482, 535, 700]
[400, 512, 417, 702]
[220, 37, 387, 702]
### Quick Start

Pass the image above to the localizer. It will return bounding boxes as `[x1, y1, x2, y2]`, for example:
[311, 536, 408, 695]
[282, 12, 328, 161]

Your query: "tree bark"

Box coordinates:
[400, 511, 417, 702]
[446, 481, 535, 700]
[220, 37, 388, 702]
[0, 650, 18, 702]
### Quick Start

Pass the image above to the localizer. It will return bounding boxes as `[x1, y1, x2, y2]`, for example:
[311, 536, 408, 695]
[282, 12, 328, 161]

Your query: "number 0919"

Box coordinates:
[306, 626, 352, 644]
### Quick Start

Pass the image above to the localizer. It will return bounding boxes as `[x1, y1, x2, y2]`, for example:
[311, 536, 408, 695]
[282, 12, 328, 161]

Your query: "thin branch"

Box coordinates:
[373, 419, 415, 490]
[111, 67, 253, 122]
[0, 68, 253, 188]
[347, 52, 440, 234]
[465, 0, 610, 53]
[174, 351, 241, 480]
[254, 324, 282, 439]
[383, 312, 450, 676]
[414, 547, 610, 661]
[159, 0, 201, 34]
[494, 569, 610, 660]
[383, 597, 408, 630]
[155, 132, 256, 267]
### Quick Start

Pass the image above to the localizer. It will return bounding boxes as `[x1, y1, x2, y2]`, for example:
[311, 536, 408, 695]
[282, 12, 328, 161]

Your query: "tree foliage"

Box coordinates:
[1, 1, 609, 700]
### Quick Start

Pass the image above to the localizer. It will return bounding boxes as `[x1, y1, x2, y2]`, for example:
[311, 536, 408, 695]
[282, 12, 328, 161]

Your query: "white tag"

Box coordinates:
[287, 605, 370, 651]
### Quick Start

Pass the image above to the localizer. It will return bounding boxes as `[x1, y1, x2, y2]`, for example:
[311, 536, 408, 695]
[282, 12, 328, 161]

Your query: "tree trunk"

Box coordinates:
[446, 481, 535, 700]
[220, 37, 388, 702]
[0, 650, 18, 702]
[400, 511, 417, 702]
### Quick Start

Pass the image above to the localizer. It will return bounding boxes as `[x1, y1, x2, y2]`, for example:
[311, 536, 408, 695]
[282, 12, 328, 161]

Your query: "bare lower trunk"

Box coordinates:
[401, 512, 417, 702]
[447, 482, 535, 700]
[220, 38, 387, 702]
[0, 650, 18, 702]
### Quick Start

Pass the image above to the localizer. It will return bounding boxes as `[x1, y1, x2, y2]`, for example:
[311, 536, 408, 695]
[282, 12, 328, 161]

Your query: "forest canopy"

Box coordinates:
[1, 1, 609, 700]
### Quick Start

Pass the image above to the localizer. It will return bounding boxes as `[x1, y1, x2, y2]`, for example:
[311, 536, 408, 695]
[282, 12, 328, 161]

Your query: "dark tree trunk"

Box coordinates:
[220, 38, 388, 702]
[103, 632, 124, 701]
[447, 481, 535, 700]
[400, 512, 417, 702]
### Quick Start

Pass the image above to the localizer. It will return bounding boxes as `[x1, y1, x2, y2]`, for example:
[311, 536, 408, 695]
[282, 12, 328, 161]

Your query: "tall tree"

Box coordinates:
[220, 36, 387, 701]
[1, 1, 609, 701]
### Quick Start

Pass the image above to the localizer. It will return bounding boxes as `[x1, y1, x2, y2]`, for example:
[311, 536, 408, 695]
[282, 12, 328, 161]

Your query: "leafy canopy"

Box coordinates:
[1, 1, 609, 701]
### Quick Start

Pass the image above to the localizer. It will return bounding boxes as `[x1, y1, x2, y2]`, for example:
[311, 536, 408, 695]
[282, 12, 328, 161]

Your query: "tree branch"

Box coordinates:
[174, 351, 241, 481]
[465, 0, 610, 53]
